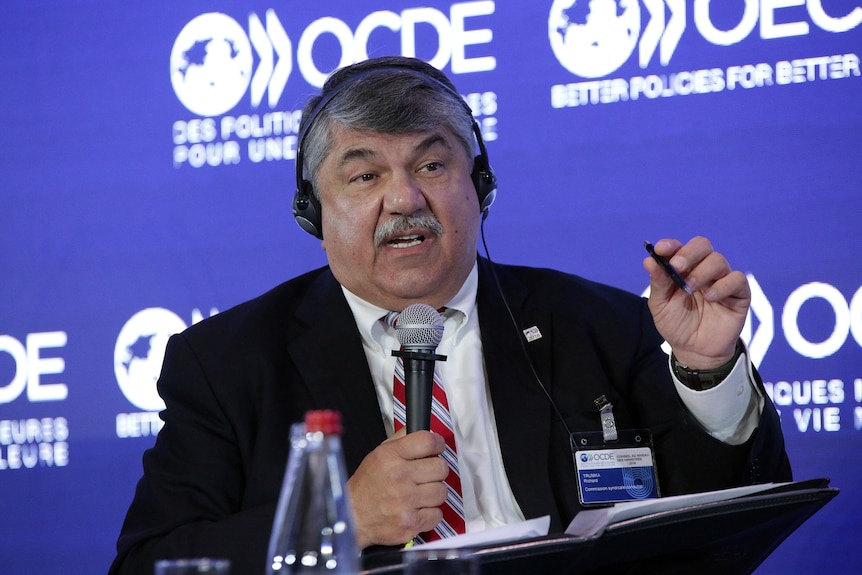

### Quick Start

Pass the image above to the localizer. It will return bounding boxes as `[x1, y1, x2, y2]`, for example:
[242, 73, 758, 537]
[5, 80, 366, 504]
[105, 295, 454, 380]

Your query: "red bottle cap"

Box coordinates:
[305, 410, 342, 435]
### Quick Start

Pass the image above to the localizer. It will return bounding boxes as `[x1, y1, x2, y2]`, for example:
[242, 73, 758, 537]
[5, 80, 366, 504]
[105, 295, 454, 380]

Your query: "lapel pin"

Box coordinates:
[522, 326, 542, 342]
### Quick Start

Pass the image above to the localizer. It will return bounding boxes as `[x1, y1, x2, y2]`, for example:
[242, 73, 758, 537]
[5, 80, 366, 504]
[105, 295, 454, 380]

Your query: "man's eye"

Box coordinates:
[356, 173, 376, 182]
[421, 162, 442, 172]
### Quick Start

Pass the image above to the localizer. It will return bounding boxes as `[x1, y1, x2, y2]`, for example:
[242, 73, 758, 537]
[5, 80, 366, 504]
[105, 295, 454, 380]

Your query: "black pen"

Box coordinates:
[644, 241, 693, 296]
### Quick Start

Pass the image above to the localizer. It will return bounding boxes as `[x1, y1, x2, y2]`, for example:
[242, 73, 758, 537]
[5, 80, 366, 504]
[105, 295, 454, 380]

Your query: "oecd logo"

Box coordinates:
[170, 13, 256, 117]
[549, 0, 641, 78]
[548, 0, 862, 80]
[114, 308, 187, 412]
[169, 4, 497, 119]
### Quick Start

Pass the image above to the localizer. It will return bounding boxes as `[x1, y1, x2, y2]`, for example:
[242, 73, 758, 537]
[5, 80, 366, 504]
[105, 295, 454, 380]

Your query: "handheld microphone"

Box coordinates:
[391, 304, 448, 433]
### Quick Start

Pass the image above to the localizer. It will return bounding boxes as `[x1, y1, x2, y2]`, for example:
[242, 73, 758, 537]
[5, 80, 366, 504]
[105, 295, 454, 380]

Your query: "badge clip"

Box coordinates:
[594, 395, 618, 442]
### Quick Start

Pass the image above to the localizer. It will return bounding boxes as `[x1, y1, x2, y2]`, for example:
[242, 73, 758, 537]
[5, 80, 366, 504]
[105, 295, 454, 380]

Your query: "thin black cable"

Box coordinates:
[480, 218, 574, 438]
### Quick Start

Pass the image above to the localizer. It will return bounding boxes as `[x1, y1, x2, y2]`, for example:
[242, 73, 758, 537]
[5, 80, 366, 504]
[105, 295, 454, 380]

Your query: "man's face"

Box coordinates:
[317, 124, 481, 312]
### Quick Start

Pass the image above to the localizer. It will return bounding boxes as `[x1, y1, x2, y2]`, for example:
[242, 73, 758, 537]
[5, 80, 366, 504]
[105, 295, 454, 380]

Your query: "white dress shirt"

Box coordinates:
[341, 263, 762, 532]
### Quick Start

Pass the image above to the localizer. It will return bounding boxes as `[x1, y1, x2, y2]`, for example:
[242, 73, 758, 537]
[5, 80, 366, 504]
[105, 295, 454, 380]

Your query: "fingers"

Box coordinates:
[702, 269, 751, 306]
[647, 236, 744, 300]
[347, 431, 450, 548]
[681, 251, 730, 296]
[654, 236, 712, 284]
[382, 426, 408, 443]
[390, 429, 446, 460]
[402, 475, 450, 513]
[644, 236, 751, 368]
[643, 238, 689, 298]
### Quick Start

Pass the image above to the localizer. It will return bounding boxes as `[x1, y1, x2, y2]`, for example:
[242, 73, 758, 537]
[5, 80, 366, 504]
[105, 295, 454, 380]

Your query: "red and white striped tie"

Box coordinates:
[386, 310, 466, 542]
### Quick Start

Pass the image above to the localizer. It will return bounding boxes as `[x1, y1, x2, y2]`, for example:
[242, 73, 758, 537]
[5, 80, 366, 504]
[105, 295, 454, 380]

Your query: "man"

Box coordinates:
[109, 56, 791, 574]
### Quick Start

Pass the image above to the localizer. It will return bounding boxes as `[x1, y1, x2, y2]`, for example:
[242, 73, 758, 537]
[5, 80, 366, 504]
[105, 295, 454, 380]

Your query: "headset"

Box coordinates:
[293, 61, 572, 450]
[292, 62, 497, 239]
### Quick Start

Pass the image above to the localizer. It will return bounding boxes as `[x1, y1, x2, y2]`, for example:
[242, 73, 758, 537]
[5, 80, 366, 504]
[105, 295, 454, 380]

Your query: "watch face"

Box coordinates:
[673, 343, 743, 391]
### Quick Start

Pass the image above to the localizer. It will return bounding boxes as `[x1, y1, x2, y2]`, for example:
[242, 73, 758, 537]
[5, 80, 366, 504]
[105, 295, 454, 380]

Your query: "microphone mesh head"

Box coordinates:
[396, 304, 444, 349]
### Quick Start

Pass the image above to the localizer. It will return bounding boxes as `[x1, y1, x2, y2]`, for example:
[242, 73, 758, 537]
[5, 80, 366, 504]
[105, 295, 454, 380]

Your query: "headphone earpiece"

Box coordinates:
[292, 179, 323, 239]
[469, 121, 497, 219]
[473, 166, 497, 219]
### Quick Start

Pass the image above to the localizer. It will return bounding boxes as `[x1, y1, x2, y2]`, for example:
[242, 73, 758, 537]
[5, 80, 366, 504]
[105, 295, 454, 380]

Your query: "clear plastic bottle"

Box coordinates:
[266, 410, 360, 574]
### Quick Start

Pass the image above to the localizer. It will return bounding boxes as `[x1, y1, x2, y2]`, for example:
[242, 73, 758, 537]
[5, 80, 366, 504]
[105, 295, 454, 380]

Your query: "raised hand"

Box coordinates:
[644, 236, 750, 369]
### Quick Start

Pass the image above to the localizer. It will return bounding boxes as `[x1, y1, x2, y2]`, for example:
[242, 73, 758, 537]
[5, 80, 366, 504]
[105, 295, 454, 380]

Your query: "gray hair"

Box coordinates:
[299, 57, 477, 197]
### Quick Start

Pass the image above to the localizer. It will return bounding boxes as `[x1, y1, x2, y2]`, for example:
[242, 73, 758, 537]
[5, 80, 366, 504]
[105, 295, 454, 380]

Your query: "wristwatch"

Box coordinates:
[672, 341, 744, 391]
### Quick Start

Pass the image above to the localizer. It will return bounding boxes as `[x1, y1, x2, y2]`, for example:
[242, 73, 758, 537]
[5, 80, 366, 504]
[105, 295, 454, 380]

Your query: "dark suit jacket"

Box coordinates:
[109, 258, 791, 575]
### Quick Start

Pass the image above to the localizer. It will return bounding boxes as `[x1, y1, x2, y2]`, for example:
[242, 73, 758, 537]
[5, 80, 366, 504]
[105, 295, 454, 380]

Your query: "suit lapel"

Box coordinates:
[281, 263, 565, 526]
[477, 259, 562, 527]
[284, 269, 387, 474]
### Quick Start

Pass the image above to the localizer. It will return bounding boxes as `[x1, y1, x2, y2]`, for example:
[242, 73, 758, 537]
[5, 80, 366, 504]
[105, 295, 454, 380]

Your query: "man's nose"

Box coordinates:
[384, 172, 428, 215]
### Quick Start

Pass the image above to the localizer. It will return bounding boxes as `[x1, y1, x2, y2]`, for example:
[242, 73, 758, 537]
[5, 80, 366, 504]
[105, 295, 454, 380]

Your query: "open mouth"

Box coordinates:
[376, 214, 443, 248]
[388, 233, 425, 248]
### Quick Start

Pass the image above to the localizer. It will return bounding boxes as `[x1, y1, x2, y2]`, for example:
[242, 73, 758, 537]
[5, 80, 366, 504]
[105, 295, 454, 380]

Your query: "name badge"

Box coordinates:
[571, 429, 660, 505]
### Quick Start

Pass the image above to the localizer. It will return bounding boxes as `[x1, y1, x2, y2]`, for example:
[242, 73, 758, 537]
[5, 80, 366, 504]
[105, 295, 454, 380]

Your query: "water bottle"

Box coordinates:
[266, 410, 360, 574]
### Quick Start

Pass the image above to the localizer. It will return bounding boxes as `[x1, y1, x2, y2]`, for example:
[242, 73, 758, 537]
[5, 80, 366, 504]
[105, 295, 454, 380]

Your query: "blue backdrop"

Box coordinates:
[1, 1, 860, 573]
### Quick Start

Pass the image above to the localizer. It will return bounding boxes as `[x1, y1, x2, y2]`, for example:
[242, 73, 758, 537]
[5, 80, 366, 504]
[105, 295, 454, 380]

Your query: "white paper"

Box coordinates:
[410, 515, 551, 550]
[566, 482, 786, 539]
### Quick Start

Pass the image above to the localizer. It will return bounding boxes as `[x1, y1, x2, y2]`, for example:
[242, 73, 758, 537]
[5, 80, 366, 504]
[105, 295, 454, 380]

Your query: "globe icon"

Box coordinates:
[170, 13, 253, 117]
[114, 308, 188, 412]
[549, 0, 641, 78]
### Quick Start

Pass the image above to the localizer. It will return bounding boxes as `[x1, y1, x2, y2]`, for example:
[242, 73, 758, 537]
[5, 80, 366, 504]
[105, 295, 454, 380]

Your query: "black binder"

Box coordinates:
[363, 479, 838, 575]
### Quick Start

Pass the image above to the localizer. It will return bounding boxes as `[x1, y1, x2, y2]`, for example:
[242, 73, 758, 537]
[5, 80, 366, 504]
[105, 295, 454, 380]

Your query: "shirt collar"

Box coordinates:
[341, 287, 390, 352]
[341, 262, 479, 346]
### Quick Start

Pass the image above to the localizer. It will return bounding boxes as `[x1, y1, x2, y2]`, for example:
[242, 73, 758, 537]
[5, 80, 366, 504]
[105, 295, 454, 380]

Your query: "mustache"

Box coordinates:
[375, 213, 444, 246]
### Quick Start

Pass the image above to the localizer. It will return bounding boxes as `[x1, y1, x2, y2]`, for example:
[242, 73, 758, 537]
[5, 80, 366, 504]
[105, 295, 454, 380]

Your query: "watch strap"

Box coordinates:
[672, 341, 744, 391]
